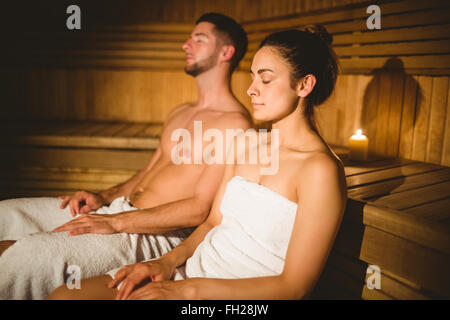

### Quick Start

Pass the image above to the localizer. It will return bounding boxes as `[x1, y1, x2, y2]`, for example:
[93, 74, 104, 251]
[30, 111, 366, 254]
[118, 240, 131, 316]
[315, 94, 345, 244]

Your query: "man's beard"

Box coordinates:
[184, 49, 220, 77]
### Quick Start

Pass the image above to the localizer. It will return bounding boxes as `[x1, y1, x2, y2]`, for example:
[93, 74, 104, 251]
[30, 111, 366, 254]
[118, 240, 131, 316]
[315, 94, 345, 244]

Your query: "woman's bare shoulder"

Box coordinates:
[294, 149, 345, 186]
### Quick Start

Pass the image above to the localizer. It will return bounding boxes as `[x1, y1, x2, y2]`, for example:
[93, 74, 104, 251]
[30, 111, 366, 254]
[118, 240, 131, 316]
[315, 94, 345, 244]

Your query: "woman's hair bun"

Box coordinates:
[302, 24, 333, 46]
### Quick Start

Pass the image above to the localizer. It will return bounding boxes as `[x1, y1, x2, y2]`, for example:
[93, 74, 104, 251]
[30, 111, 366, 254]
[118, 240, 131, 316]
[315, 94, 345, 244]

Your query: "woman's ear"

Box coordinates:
[219, 45, 235, 63]
[296, 74, 316, 98]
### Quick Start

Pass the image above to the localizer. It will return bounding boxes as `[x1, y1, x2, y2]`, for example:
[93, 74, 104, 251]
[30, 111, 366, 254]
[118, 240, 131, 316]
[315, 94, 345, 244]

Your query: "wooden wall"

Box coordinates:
[2, 0, 372, 28]
[1, 0, 449, 166]
[316, 73, 450, 166]
[0, 68, 251, 123]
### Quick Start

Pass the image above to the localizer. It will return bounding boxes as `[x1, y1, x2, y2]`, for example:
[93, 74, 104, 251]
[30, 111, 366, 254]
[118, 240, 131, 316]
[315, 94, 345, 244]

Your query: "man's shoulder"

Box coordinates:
[212, 101, 253, 129]
[166, 103, 193, 120]
[212, 109, 253, 131]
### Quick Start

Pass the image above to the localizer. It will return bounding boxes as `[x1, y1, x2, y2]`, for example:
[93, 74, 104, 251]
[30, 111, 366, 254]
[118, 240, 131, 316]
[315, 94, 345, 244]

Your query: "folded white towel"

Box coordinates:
[0, 197, 192, 300]
[185, 176, 298, 279]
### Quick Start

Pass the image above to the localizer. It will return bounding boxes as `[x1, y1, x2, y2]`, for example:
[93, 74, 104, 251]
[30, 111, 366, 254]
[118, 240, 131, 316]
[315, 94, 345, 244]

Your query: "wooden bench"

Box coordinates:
[0, 121, 162, 198]
[311, 149, 450, 299]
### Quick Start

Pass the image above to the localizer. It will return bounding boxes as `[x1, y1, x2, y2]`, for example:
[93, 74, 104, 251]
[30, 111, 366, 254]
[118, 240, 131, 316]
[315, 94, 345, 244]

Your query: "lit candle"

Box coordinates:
[349, 129, 368, 161]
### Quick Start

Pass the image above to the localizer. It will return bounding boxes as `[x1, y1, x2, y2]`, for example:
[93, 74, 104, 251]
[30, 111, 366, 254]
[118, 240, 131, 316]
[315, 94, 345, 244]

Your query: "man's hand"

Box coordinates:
[53, 213, 119, 235]
[108, 259, 175, 300]
[59, 191, 106, 217]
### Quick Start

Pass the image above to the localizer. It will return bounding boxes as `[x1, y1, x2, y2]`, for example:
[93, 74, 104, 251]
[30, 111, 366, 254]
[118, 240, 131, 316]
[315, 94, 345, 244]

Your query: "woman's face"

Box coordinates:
[247, 46, 300, 122]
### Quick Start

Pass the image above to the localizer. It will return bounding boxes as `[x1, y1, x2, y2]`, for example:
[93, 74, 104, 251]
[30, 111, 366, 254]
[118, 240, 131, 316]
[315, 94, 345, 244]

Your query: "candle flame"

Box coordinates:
[356, 129, 362, 136]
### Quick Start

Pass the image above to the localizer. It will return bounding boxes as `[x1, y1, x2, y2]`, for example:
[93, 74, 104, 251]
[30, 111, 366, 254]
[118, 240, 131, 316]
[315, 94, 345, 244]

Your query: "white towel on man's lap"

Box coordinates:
[0, 196, 192, 300]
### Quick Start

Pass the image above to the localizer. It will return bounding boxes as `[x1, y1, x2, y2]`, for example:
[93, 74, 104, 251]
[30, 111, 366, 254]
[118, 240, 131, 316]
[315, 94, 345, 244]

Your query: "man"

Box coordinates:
[0, 13, 251, 299]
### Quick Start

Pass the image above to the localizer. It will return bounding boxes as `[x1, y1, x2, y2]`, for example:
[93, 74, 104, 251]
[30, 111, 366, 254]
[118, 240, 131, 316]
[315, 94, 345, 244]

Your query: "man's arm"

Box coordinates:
[54, 161, 225, 235]
[59, 146, 162, 215]
[55, 113, 251, 233]
[115, 160, 225, 234]
[59, 104, 188, 215]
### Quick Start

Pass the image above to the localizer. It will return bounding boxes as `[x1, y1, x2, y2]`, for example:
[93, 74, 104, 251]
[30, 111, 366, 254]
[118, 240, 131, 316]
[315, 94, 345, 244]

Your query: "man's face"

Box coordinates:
[182, 22, 221, 77]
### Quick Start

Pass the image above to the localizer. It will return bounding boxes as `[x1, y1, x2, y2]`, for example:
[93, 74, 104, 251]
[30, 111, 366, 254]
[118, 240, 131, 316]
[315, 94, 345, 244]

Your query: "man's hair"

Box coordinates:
[196, 12, 248, 73]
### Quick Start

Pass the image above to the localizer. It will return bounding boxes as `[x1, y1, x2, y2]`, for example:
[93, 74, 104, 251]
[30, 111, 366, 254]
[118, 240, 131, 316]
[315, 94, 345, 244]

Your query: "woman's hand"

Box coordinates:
[108, 258, 175, 300]
[126, 280, 193, 300]
[59, 191, 106, 216]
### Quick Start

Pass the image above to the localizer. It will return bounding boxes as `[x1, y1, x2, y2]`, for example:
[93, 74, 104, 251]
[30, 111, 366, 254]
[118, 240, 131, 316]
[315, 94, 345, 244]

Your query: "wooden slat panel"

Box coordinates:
[74, 123, 111, 136]
[25, 31, 191, 43]
[359, 72, 380, 153]
[241, 55, 450, 73]
[398, 75, 419, 159]
[347, 201, 450, 254]
[344, 158, 416, 176]
[368, 180, 450, 209]
[0, 188, 81, 200]
[334, 40, 450, 57]
[248, 23, 450, 52]
[386, 72, 405, 157]
[0, 179, 117, 192]
[246, 5, 450, 48]
[337, 55, 450, 72]
[243, 0, 450, 34]
[1, 147, 154, 171]
[335, 76, 350, 145]
[343, 75, 363, 146]
[135, 123, 164, 137]
[348, 167, 450, 200]
[9, 135, 159, 150]
[375, 71, 393, 155]
[426, 77, 449, 163]
[362, 286, 393, 300]
[93, 23, 194, 33]
[35, 49, 186, 60]
[0, 166, 137, 184]
[76, 41, 184, 51]
[333, 200, 450, 298]
[411, 76, 433, 161]
[22, 57, 187, 70]
[403, 196, 450, 221]
[112, 123, 150, 137]
[440, 81, 450, 165]
[346, 162, 444, 188]
[333, 24, 450, 45]
[248, 37, 450, 58]
[54, 122, 95, 135]
[359, 226, 450, 298]
[95, 123, 129, 137]
[325, 7, 450, 35]
[363, 271, 430, 300]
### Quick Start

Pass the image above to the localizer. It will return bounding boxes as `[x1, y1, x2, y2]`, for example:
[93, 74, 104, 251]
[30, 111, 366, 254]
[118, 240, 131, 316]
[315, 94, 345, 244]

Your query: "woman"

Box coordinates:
[48, 25, 347, 300]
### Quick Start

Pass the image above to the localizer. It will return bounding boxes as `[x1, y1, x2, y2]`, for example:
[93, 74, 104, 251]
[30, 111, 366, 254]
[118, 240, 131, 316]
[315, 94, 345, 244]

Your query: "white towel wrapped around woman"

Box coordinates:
[108, 176, 298, 285]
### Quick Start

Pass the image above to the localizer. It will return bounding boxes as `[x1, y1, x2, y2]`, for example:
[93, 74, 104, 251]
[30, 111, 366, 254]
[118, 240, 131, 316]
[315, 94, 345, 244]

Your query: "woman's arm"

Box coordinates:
[128, 154, 347, 300]
[111, 161, 237, 300]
